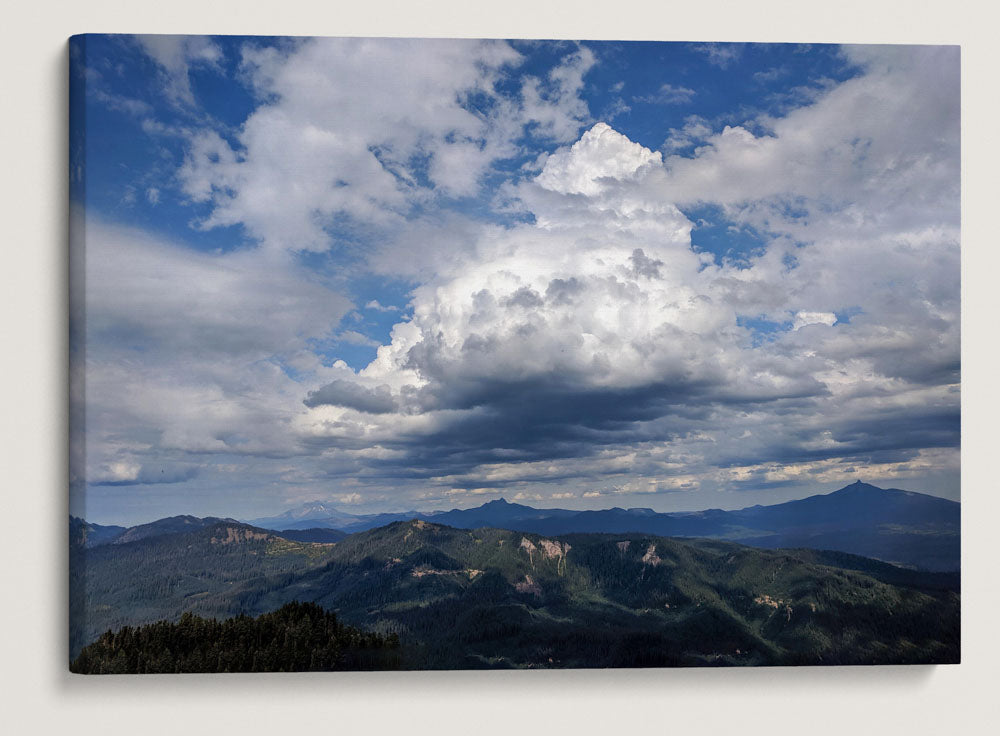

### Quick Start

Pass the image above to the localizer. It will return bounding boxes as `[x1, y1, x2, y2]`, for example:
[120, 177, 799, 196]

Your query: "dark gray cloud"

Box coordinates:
[545, 277, 585, 305]
[303, 379, 398, 414]
[503, 286, 545, 309]
[92, 465, 199, 486]
[629, 248, 664, 279]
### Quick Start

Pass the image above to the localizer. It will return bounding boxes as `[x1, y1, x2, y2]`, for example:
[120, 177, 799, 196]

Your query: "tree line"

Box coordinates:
[71, 601, 401, 674]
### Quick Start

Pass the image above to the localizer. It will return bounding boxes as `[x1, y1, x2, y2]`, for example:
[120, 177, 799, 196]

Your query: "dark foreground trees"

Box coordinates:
[71, 601, 401, 674]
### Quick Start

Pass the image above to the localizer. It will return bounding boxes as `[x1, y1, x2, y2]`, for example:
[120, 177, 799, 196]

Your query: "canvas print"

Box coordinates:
[68, 35, 960, 672]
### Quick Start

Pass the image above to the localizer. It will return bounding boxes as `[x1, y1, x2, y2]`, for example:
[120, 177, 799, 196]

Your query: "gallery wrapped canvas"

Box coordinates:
[69, 35, 960, 672]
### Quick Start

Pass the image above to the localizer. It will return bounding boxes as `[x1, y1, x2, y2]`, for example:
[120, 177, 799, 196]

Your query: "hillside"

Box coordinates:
[69, 521, 339, 658]
[266, 528, 348, 544]
[69, 516, 126, 548]
[69, 514, 240, 548]
[71, 518, 959, 668]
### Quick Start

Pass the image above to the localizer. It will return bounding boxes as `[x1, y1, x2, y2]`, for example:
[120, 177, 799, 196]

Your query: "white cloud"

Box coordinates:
[134, 35, 222, 107]
[365, 300, 400, 313]
[519, 44, 596, 142]
[513, 492, 544, 502]
[535, 122, 662, 196]
[178, 38, 524, 250]
[82, 217, 350, 360]
[101, 461, 140, 483]
[694, 43, 742, 69]
[657, 46, 959, 226]
[662, 116, 713, 152]
[636, 83, 696, 105]
[175, 38, 598, 255]
[753, 67, 789, 84]
[793, 311, 837, 330]
[336, 331, 381, 348]
[74, 211, 355, 486]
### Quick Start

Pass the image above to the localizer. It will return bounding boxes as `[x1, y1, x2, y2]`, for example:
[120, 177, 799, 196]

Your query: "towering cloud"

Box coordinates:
[299, 49, 959, 500]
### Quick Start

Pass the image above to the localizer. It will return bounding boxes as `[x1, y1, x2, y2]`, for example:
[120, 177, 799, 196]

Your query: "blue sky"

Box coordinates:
[69, 36, 960, 525]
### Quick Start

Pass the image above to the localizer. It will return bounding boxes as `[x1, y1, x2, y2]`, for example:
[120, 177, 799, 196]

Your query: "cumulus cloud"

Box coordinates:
[177, 38, 523, 250]
[291, 47, 959, 506]
[175, 37, 599, 255]
[535, 122, 662, 196]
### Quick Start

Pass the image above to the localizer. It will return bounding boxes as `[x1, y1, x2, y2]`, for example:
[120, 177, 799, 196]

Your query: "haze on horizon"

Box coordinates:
[69, 37, 960, 527]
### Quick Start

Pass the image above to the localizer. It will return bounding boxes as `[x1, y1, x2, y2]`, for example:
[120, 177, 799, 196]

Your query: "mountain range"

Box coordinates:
[238, 482, 959, 571]
[69, 516, 960, 667]
[74, 482, 959, 572]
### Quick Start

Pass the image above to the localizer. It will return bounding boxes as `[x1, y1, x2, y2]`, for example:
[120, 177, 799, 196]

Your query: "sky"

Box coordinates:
[68, 36, 960, 526]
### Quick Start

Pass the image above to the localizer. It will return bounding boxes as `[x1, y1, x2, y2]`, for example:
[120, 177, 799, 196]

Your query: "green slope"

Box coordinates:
[70, 522, 339, 658]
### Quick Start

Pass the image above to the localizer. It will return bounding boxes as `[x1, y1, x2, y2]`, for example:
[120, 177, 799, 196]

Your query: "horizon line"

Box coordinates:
[74, 479, 959, 528]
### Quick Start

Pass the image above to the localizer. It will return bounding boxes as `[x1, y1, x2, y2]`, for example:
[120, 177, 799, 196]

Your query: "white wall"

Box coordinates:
[2, 2, 997, 734]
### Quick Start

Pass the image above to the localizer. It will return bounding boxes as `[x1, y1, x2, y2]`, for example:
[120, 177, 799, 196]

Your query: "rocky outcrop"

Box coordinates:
[210, 527, 272, 545]
[642, 543, 661, 566]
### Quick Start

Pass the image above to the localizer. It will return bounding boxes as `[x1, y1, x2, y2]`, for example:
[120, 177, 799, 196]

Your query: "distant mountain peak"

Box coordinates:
[836, 480, 879, 493]
[290, 501, 339, 513]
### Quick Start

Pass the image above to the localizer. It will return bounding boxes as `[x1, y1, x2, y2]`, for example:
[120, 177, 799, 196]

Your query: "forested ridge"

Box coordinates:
[71, 601, 400, 674]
